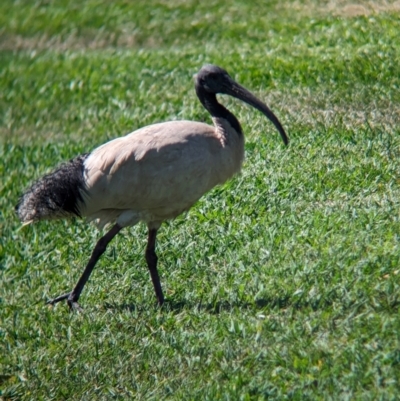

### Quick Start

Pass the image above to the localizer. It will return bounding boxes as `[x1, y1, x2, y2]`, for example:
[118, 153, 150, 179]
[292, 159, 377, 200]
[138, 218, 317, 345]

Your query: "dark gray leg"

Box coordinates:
[47, 224, 122, 311]
[145, 228, 164, 306]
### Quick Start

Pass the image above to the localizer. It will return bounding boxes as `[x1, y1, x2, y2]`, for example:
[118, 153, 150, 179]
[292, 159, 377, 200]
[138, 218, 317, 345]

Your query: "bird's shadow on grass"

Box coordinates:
[103, 296, 329, 314]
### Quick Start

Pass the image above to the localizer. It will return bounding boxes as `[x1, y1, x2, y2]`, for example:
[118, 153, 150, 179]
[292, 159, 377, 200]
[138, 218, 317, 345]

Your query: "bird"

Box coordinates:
[16, 64, 288, 311]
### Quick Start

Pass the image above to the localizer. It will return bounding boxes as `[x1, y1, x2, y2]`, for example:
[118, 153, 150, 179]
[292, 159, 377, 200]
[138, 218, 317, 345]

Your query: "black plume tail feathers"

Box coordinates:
[16, 154, 89, 224]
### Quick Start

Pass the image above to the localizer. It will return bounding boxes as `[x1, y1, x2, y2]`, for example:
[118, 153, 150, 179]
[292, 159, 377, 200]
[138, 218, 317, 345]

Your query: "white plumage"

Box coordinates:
[83, 120, 244, 229]
[16, 64, 288, 310]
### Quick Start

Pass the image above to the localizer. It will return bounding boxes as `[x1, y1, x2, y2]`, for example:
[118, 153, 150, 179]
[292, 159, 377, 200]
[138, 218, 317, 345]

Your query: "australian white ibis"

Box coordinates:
[16, 64, 288, 310]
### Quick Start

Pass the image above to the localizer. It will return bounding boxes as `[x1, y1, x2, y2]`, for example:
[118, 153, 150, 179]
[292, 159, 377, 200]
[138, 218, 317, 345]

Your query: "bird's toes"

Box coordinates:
[68, 300, 84, 313]
[46, 292, 71, 306]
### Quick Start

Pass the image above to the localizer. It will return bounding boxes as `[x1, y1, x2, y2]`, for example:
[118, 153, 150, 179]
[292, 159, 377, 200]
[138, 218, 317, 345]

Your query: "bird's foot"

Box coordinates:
[47, 292, 83, 312]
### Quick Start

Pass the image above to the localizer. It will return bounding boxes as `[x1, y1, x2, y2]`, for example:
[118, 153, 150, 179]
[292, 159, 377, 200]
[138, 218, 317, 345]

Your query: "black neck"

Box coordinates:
[195, 85, 243, 135]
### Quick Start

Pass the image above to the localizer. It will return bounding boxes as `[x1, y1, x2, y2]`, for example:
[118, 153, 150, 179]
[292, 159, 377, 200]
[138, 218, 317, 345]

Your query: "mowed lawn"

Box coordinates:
[1, 0, 400, 399]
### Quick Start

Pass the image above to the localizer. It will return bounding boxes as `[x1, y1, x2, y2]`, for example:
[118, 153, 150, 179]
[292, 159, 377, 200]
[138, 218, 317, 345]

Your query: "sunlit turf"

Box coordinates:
[1, 0, 400, 399]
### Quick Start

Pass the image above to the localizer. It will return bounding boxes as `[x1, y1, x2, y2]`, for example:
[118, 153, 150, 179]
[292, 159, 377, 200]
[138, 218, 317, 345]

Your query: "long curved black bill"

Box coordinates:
[224, 80, 289, 146]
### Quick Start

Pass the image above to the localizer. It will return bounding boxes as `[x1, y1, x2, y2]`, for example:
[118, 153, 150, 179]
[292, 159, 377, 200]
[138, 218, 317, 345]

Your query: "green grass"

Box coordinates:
[1, 0, 400, 399]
